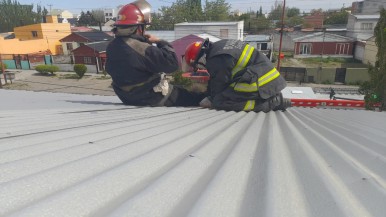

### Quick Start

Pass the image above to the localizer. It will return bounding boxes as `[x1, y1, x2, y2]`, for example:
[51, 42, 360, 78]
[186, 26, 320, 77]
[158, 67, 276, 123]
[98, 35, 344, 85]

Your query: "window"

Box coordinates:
[336, 43, 349, 55]
[220, 29, 228, 38]
[84, 57, 92, 64]
[109, 13, 112, 16]
[360, 23, 373, 30]
[31, 31, 38, 37]
[299, 43, 312, 55]
[66, 43, 73, 51]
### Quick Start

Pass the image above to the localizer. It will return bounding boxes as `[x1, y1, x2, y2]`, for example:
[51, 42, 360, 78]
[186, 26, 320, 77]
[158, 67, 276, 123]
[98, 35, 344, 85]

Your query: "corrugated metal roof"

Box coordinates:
[1, 89, 386, 217]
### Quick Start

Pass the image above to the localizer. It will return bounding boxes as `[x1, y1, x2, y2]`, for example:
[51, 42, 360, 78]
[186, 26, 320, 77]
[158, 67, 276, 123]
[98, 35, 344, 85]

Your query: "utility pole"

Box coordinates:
[276, 0, 286, 71]
[48, 4, 53, 14]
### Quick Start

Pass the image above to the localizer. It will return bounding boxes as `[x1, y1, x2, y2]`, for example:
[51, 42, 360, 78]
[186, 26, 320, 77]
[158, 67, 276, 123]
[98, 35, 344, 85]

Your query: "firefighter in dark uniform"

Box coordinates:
[184, 39, 291, 112]
[106, 0, 205, 107]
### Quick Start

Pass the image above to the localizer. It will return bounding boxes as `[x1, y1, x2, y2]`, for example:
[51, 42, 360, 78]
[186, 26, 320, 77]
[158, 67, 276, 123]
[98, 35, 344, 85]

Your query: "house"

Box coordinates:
[293, 32, 355, 58]
[0, 15, 71, 55]
[104, 8, 117, 22]
[303, 12, 324, 29]
[71, 41, 110, 73]
[171, 33, 221, 69]
[174, 21, 244, 41]
[244, 34, 274, 61]
[346, 14, 380, 40]
[351, 0, 386, 14]
[59, 31, 113, 55]
[49, 9, 74, 19]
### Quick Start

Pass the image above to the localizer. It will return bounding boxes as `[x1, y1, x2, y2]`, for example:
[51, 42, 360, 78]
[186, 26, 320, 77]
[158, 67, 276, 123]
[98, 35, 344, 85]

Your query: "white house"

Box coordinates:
[346, 14, 380, 41]
[174, 21, 244, 41]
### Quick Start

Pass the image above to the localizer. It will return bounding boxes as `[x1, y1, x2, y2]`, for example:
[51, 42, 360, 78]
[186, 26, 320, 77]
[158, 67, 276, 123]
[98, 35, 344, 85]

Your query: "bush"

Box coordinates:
[35, 65, 59, 75]
[0, 62, 7, 70]
[170, 71, 192, 88]
[73, 64, 87, 78]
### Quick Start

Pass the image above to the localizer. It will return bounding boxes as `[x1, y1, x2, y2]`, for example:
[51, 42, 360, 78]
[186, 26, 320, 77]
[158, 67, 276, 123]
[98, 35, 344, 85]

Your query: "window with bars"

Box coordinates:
[360, 23, 373, 30]
[299, 43, 312, 55]
[84, 57, 92, 64]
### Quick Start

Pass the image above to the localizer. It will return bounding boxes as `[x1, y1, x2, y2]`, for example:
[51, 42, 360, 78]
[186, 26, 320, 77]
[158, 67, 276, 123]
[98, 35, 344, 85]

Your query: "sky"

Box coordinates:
[17, 0, 358, 14]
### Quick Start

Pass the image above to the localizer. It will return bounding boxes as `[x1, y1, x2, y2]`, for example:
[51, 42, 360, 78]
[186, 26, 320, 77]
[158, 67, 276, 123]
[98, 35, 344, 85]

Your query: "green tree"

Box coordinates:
[324, 9, 348, 25]
[0, 0, 46, 32]
[360, 8, 386, 110]
[203, 0, 231, 21]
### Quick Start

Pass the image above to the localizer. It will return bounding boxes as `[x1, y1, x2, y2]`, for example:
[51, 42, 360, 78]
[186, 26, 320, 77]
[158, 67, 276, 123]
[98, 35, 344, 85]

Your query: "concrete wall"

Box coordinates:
[175, 21, 244, 40]
[363, 38, 377, 66]
[305, 67, 369, 84]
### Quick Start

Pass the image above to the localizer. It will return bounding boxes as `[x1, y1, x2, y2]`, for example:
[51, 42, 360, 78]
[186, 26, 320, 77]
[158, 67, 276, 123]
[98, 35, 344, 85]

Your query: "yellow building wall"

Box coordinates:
[0, 37, 49, 54]
[8, 21, 71, 55]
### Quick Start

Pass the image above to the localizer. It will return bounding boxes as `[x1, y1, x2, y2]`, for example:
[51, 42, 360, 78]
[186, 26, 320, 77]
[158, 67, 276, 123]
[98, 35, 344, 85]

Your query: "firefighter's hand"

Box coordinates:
[199, 97, 212, 108]
[145, 34, 160, 43]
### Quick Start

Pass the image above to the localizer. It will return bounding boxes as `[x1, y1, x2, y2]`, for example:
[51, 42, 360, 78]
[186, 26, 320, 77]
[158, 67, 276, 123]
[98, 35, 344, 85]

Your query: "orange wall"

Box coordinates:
[0, 37, 49, 54]
[7, 22, 71, 55]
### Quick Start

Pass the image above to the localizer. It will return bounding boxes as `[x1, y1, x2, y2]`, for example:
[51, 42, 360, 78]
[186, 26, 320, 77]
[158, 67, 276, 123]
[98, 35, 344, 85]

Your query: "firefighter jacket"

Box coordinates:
[106, 34, 178, 106]
[205, 39, 287, 111]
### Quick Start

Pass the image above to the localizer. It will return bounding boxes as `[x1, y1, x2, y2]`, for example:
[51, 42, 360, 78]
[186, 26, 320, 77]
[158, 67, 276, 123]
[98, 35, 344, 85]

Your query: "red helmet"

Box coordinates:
[114, 0, 151, 26]
[184, 39, 210, 68]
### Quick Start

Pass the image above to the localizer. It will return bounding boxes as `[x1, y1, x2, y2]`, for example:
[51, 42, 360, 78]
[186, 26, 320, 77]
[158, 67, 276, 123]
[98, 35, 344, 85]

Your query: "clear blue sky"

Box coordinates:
[17, 0, 357, 14]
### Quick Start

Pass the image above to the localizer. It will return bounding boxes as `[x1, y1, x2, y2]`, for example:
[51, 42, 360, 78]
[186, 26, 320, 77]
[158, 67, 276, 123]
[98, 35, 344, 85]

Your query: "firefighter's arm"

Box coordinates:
[205, 55, 234, 97]
[144, 36, 179, 74]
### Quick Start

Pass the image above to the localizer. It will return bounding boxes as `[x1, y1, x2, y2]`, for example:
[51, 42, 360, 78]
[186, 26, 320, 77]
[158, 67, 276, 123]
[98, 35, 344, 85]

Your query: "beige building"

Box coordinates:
[363, 36, 377, 66]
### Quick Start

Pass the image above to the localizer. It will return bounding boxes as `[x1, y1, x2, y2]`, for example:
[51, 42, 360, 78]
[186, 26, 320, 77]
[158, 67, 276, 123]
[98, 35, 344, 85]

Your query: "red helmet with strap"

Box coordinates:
[114, 0, 151, 26]
[184, 38, 210, 68]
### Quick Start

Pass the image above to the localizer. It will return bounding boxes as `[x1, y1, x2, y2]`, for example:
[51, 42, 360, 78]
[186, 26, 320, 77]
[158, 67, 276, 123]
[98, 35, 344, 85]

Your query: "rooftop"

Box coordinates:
[0, 89, 385, 216]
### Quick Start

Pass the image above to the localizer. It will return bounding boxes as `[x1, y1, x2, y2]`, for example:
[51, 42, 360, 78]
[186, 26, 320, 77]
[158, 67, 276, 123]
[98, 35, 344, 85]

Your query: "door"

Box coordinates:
[335, 68, 346, 83]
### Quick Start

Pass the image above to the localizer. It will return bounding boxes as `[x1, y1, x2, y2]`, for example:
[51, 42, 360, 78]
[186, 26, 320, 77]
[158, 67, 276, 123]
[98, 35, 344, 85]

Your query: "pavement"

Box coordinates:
[1, 69, 115, 96]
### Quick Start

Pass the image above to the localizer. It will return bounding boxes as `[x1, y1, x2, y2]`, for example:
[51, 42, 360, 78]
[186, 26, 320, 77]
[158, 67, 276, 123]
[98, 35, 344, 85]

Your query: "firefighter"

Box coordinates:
[106, 0, 205, 107]
[184, 39, 291, 112]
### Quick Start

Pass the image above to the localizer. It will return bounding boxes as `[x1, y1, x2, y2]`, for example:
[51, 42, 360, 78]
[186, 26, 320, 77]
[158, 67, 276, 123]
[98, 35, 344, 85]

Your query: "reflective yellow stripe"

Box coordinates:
[258, 68, 280, 87]
[231, 44, 254, 79]
[231, 82, 258, 92]
[243, 100, 255, 111]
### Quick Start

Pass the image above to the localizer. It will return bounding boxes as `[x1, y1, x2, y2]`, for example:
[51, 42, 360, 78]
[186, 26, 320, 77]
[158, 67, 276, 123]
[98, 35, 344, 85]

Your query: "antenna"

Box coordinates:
[48, 4, 53, 14]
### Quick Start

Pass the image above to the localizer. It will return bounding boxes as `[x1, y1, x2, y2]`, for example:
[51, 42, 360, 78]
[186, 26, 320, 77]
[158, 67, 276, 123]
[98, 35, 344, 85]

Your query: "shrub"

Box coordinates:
[73, 64, 87, 78]
[35, 65, 59, 75]
[170, 71, 192, 88]
[0, 62, 7, 70]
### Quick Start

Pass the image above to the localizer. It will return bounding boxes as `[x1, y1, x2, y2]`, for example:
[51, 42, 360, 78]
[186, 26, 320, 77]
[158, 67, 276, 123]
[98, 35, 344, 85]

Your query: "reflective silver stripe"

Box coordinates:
[243, 100, 255, 111]
[231, 44, 254, 79]
[258, 68, 280, 87]
[232, 82, 258, 92]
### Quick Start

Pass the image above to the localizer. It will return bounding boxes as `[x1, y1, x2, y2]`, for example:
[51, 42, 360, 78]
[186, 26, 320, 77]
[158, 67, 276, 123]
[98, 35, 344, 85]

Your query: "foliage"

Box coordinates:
[203, 0, 231, 21]
[324, 9, 349, 25]
[0, 62, 7, 70]
[148, 0, 230, 30]
[73, 64, 87, 78]
[170, 71, 192, 88]
[76, 10, 104, 27]
[360, 8, 386, 110]
[35, 65, 59, 75]
[0, 0, 47, 32]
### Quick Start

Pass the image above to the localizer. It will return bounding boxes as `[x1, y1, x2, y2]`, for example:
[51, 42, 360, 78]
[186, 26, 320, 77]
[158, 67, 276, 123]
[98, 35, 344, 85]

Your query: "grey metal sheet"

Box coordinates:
[0, 90, 385, 217]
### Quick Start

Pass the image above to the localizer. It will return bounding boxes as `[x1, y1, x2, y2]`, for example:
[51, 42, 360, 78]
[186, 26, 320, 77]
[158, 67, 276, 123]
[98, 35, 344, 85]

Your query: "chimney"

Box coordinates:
[45, 15, 58, 23]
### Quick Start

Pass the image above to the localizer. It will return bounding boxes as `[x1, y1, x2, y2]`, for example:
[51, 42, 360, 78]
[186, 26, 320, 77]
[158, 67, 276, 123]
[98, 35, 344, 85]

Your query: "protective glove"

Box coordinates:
[199, 97, 212, 108]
